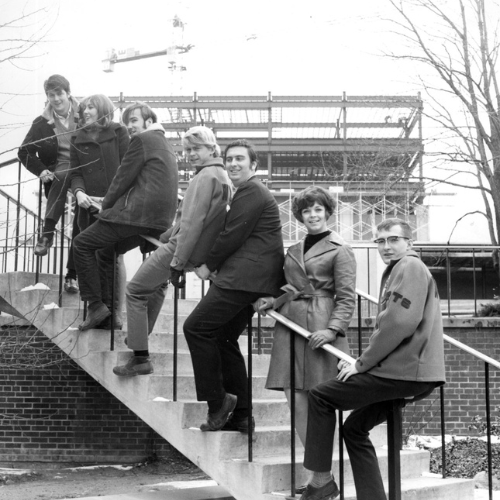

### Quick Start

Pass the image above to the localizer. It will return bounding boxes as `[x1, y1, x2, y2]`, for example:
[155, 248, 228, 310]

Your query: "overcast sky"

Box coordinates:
[1, 0, 495, 242]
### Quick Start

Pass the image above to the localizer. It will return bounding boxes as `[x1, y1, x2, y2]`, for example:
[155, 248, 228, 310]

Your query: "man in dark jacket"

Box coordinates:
[298, 218, 446, 500]
[73, 101, 178, 330]
[18, 74, 80, 292]
[185, 139, 285, 433]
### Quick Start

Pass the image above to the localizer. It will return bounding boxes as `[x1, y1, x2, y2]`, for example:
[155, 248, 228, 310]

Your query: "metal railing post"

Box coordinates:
[485, 363, 493, 500]
[290, 321, 296, 496]
[14, 160, 22, 271]
[247, 308, 254, 462]
[58, 210, 65, 307]
[173, 285, 178, 401]
[110, 251, 116, 351]
[387, 400, 402, 500]
[338, 410, 344, 500]
[440, 385, 446, 478]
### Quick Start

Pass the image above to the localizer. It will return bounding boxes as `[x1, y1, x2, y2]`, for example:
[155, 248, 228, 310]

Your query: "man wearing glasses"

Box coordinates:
[299, 218, 446, 500]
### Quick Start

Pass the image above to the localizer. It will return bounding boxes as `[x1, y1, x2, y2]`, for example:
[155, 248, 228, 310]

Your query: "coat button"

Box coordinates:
[89, 169, 92, 173]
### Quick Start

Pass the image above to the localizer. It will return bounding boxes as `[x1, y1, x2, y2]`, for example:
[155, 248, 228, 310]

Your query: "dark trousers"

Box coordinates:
[65, 205, 80, 278]
[304, 373, 435, 500]
[183, 285, 262, 418]
[73, 219, 156, 304]
[44, 161, 71, 225]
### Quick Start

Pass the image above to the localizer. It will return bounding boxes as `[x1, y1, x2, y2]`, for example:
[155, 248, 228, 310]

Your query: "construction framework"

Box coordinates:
[110, 93, 426, 241]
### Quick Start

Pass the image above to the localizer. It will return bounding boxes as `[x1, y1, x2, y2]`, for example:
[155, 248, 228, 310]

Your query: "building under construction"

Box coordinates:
[111, 93, 426, 244]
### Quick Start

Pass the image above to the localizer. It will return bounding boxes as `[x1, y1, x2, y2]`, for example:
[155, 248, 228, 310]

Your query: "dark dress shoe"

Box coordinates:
[64, 278, 79, 294]
[200, 393, 237, 432]
[34, 236, 53, 257]
[300, 480, 339, 500]
[113, 356, 153, 377]
[79, 303, 111, 331]
[222, 415, 255, 433]
[95, 314, 123, 330]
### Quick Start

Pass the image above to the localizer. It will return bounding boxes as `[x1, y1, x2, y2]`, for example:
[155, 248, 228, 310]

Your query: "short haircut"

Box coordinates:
[183, 126, 221, 157]
[78, 94, 115, 129]
[376, 218, 413, 239]
[44, 74, 71, 94]
[292, 186, 336, 223]
[122, 101, 157, 125]
[224, 139, 258, 166]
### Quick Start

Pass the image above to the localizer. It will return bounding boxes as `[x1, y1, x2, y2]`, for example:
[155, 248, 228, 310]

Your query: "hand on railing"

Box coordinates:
[170, 266, 186, 289]
[39, 169, 54, 183]
[253, 296, 275, 316]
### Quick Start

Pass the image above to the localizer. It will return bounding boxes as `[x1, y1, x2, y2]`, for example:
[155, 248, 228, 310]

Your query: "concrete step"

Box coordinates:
[263, 474, 475, 500]
[147, 374, 279, 401]
[112, 350, 272, 377]
[221, 447, 432, 495]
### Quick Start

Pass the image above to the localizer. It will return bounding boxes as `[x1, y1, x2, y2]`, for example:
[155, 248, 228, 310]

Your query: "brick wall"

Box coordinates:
[250, 319, 500, 437]
[0, 325, 175, 463]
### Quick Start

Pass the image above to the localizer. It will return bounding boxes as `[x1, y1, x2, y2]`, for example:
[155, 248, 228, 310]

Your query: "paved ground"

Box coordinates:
[57, 480, 235, 500]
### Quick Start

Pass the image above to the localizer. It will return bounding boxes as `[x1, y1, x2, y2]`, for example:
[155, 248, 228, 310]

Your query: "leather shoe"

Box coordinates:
[200, 393, 237, 432]
[222, 415, 255, 433]
[95, 314, 123, 330]
[64, 278, 79, 294]
[300, 480, 339, 500]
[113, 356, 153, 377]
[34, 235, 53, 257]
[79, 302, 111, 331]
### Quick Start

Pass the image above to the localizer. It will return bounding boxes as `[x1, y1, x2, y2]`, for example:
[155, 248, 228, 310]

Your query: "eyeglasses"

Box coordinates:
[373, 236, 410, 245]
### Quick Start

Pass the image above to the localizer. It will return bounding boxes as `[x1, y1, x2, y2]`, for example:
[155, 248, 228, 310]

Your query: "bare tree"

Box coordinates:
[388, 0, 500, 249]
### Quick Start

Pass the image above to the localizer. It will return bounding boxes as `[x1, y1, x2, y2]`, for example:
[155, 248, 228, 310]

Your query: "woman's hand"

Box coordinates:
[253, 296, 275, 315]
[309, 329, 337, 350]
[76, 191, 93, 209]
[40, 169, 54, 183]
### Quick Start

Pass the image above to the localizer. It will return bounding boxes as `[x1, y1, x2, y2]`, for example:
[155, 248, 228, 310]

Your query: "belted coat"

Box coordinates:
[266, 231, 357, 391]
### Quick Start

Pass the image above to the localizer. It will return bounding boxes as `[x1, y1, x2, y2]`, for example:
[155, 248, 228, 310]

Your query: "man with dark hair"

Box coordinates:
[18, 74, 80, 292]
[73, 101, 178, 330]
[186, 139, 285, 433]
[299, 218, 446, 500]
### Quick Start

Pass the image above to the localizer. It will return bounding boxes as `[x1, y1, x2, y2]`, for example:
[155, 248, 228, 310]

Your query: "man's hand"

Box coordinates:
[309, 329, 337, 350]
[337, 361, 359, 382]
[170, 266, 186, 288]
[76, 191, 93, 209]
[194, 264, 211, 280]
[40, 169, 54, 183]
[253, 296, 275, 315]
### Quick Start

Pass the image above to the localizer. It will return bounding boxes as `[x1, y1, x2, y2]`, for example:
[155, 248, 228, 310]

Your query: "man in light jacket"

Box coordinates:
[74, 102, 178, 331]
[299, 218, 446, 500]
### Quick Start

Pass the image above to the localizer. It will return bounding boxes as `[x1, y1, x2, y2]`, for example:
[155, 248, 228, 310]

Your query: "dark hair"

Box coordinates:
[224, 139, 258, 166]
[78, 94, 115, 129]
[122, 101, 158, 125]
[44, 74, 71, 94]
[376, 218, 413, 239]
[292, 186, 336, 223]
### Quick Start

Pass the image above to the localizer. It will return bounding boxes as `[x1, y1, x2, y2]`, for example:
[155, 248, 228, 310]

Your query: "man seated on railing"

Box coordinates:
[18, 74, 80, 293]
[73, 102, 178, 330]
[299, 218, 446, 500]
[187, 139, 285, 433]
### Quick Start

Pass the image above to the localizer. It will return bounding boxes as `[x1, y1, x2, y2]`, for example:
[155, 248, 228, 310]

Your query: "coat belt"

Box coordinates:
[273, 283, 334, 310]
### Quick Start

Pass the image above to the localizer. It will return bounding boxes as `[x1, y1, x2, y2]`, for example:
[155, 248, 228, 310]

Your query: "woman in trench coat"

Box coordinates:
[256, 186, 356, 458]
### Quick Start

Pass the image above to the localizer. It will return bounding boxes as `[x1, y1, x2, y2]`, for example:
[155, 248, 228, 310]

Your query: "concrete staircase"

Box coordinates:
[0, 271, 475, 500]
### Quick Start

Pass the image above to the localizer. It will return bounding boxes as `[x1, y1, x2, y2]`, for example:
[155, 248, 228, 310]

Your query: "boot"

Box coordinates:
[113, 356, 153, 377]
